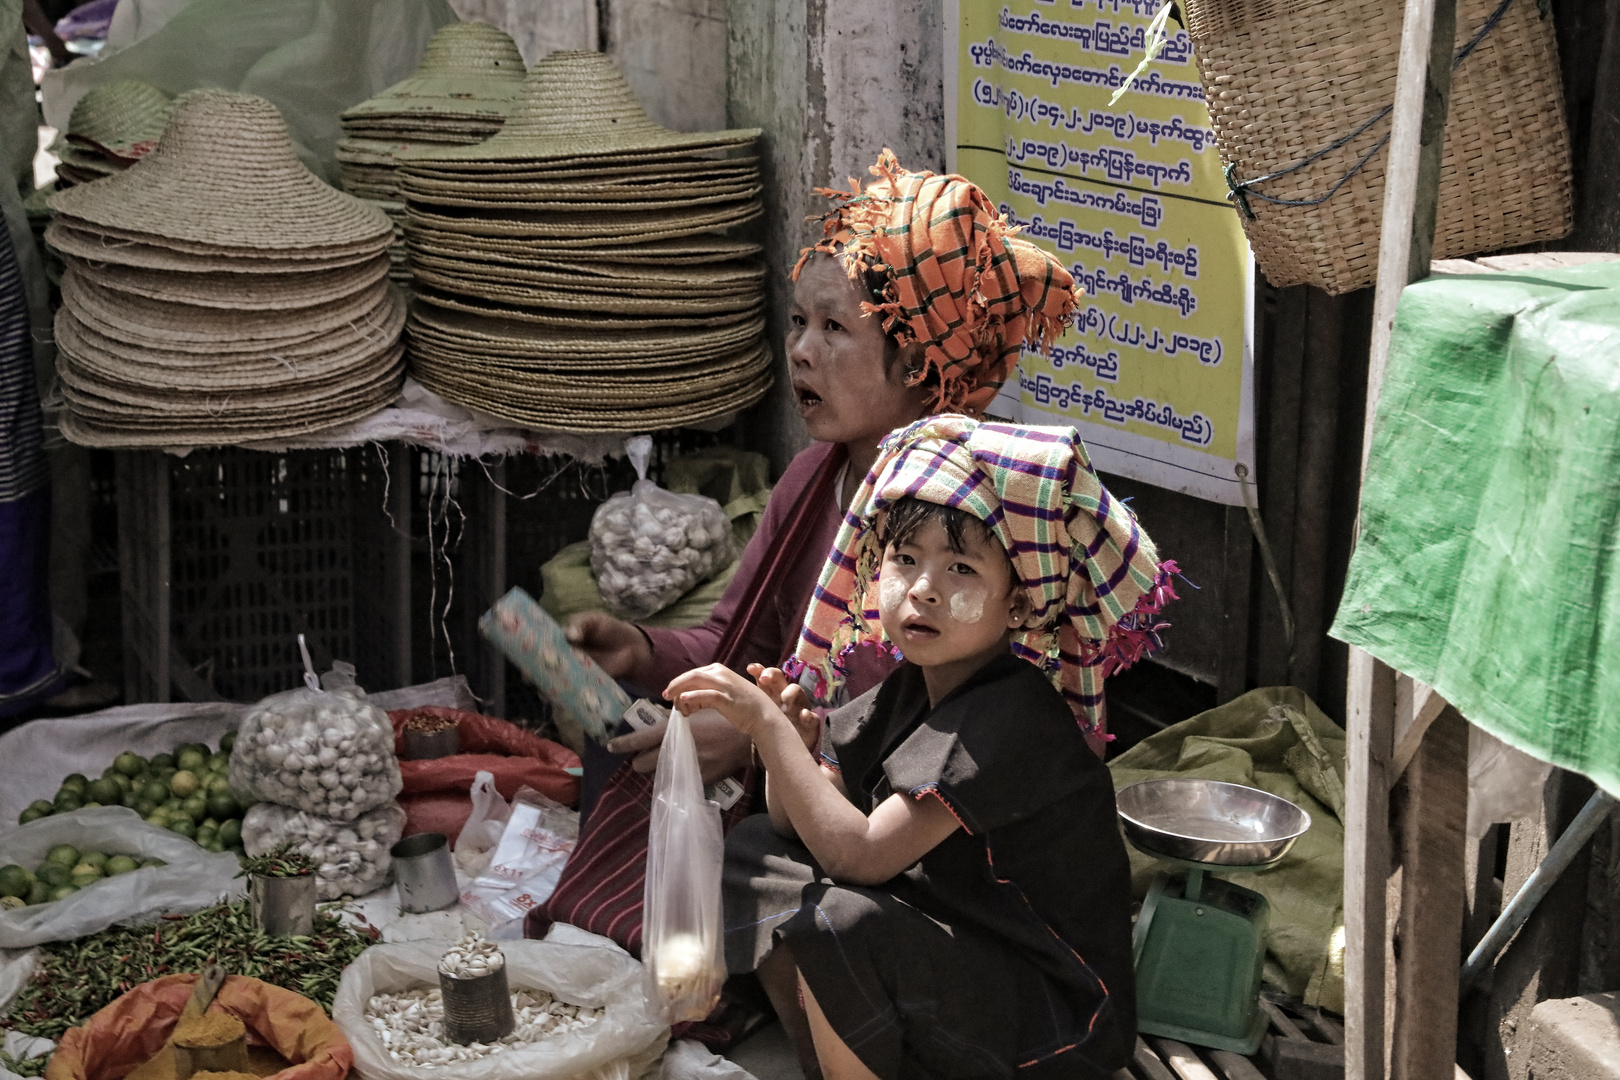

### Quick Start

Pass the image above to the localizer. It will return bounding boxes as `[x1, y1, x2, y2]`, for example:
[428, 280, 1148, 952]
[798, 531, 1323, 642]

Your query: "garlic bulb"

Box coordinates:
[242, 802, 406, 900]
[589, 482, 734, 620]
[228, 683, 402, 820]
[365, 985, 601, 1067]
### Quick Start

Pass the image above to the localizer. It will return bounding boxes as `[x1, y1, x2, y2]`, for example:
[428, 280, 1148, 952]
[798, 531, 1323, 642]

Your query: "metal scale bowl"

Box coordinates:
[1117, 778, 1312, 1054]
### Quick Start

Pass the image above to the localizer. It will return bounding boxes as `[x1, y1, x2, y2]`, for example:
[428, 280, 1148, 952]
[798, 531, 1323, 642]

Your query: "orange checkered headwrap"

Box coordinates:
[783, 416, 1177, 738]
[793, 150, 1080, 416]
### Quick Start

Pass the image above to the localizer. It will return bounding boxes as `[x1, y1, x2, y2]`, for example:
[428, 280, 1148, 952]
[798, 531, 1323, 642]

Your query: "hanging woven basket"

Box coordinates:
[1183, 0, 1572, 295]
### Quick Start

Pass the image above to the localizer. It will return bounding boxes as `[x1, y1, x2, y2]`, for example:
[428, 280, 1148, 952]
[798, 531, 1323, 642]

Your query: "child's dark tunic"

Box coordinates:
[722, 652, 1136, 1079]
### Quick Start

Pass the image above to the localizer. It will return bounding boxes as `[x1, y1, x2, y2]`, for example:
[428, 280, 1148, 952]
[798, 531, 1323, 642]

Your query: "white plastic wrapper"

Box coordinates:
[641, 707, 724, 1024]
[228, 652, 402, 821]
[242, 801, 406, 900]
[0, 808, 244, 948]
[332, 940, 668, 1080]
[589, 436, 734, 621]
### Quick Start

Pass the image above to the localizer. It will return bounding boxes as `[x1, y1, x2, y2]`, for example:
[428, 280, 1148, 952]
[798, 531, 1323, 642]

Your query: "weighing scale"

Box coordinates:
[1117, 778, 1312, 1055]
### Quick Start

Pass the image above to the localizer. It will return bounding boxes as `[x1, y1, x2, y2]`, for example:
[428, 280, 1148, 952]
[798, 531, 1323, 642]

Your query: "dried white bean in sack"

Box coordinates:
[588, 436, 735, 620]
[228, 666, 403, 821]
[438, 932, 505, 978]
[242, 802, 405, 900]
[365, 986, 603, 1067]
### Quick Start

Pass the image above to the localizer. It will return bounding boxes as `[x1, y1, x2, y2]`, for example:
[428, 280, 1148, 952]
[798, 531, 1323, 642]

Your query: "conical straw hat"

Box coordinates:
[62, 79, 172, 162]
[407, 51, 759, 165]
[63, 252, 392, 310]
[343, 22, 525, 124]
[50, 89, 394, 253]
[45, 218, 386, 275]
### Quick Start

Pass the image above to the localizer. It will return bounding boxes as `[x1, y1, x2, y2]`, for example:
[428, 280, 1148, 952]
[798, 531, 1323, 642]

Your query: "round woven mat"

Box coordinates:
[45, 218, 388, 274]
[408, 262, 760, 315]
[403, 229, 761, 266]
[402, 196, 760, 239]
[64, 252, 392, 310]
[49, 89, 394, 253]
[407, 303, 765, 361]
[398, 180, 762, 212]
[398, 153, 759, 183]
[412, 285, 762, 331]
[405, 249, 763, 293]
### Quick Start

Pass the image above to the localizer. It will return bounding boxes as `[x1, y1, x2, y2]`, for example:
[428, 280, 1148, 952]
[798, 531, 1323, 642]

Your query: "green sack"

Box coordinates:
[1330, 261, 1620, 798]
[540, 447, 773, 628]
[1109, 687, 1347, 1012]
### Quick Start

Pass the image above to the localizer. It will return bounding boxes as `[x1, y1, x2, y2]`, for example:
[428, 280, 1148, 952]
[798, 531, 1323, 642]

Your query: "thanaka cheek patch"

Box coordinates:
[879, 572, 908, 613]
[947, 585, 988, 624]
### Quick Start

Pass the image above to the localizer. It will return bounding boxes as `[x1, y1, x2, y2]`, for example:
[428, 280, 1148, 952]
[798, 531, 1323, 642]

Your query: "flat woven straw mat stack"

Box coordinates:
[49, 79, 173, 186]
[338, 21, 527, 285]
[1185, 0, 1571, 294]
[397, 49, 771, 432]
[46, 89, 405, 448]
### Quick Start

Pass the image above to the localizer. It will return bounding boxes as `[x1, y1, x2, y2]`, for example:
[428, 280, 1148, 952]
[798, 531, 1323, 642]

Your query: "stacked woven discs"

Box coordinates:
[397, 50, 772, 432]
[337, 22, 526, 285]
[45, 89, 406, 448]
[50, 79, 173, 186]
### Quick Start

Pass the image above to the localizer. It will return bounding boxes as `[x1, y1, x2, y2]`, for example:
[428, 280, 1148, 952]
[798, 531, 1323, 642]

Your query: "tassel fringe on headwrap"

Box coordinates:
[784, 416, 1178, 737]
[794, 149, 1080, 417]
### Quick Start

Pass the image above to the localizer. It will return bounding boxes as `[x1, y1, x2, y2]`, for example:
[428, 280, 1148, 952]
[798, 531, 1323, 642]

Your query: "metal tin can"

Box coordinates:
[439, 964, 516, 1045]
[249, 873, 317, 936]
[391, 832, 460, 913]
[402, 726, 461, 760]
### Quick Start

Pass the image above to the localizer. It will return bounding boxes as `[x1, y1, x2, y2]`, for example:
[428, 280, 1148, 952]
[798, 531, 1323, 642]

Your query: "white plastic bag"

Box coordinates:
[590, 436, 735, 620]
[228, 644, 402, 821]
[642, 707, 724, 1023]
[241, 801, 406, 900]
[460, 788, 578, 936]
[454, 771, 512, 875]
[0, 807, 244, 948]
[332, 939, 668, 1080]
[1468, 727, 1555, 838]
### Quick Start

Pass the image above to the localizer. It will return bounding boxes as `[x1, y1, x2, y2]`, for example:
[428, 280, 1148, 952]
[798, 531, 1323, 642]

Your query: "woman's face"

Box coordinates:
[786, 254, 931, 447]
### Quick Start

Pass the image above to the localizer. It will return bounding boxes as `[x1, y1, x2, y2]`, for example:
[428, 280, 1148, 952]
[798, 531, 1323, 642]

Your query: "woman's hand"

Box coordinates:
[605, 710, 753, 785]
[564, 613, 652, 680]
[664, 664, 796, 744]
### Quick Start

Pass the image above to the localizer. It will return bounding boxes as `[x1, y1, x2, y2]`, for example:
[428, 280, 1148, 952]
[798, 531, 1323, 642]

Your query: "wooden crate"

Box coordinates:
[1122, 991, 1344, 1080]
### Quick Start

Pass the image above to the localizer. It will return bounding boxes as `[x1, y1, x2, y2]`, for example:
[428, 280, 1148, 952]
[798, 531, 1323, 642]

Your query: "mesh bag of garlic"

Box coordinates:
[333, 939, 668, 1080]
[588, 436, 735, 620]
[242, 801, 407, 900]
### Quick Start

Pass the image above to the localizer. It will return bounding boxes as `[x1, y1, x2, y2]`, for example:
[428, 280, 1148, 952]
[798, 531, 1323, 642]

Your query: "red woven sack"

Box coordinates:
[389, 708, 579, 839]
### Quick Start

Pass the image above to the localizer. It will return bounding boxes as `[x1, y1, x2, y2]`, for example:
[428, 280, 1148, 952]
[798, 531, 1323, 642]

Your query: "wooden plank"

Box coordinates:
[1257, 284, 1307, 687]
[1390, 706, 1469, 1080]
[1345, 646, 1397, 1080]
[1133, 1037, 1179, 1080]
[1151, 1038, 1221, 1080]
[1261, 999, 1310, 1042]
[1389, 680, 1448, 787]
[1216, 504, 1254, 703]
[1209, 1049, 1270, 1080]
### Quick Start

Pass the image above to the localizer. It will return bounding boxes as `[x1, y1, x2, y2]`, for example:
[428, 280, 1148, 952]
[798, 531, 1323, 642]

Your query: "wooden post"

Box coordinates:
[1345, 0, 1459, 1076]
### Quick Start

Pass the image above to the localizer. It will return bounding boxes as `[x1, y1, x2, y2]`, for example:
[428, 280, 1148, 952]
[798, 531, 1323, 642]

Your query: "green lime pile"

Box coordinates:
[15, 734, 250, 856]
[0, 844, 166, 908]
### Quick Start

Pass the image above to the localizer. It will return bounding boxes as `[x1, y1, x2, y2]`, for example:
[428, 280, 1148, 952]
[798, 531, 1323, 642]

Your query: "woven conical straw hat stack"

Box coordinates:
[396, 50, 772, 432]
[45, 89, 406, 448]
[49, 79, 173, 186]
[337, 22, 526, 285]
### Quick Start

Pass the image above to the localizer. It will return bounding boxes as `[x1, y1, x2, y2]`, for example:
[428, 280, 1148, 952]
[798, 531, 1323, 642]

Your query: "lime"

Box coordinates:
[100, 764, 122, 780]
[207, 752, 230, 774]
[142, 779, 170, 804]
[167, 818, 196, 840]
[218, 819, 242, 849]
[59, 774, 89, 794]
[144, 811, 170, 828]
[25, 799, 53, 817]
[219, 731, 237, 754]
[162, 797, 183, 813]
[139, 858, 165, 869]
[200, 817, 221, 832]
[114, 751, 147, 778]
[17, 807, 45, 825]
[169, 770, 200, 798]
[200, 836, 225, 854]
[149, 753, 175, 771]
[176, 749, 208, 774]
[135, 796, 158, 816]
[69, 863, 103, 887]
[182, 793, 208, 820]
[206, 775, 232, 797]
[52, 790, 83, 813]
[206, 792, 239, 820]
[25, 880, 49, 905]
[49, 884, 79, 902]
[88, 778, 122, 805]
[79, 851, 109, 870]
[0, 896, 24, 911]
[45, 845, 80, 869]
[82, 802, 103, 809]
[0, 865, 32, 898]
[120, 789, 141, 809]
[105, 855, 139, 876]
[112, 774, 134, 795]
[35, 863, 69, 888]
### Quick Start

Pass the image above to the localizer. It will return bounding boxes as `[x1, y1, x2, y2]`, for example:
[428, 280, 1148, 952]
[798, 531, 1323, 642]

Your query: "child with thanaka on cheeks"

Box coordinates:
[665, 416, 1177, 1080]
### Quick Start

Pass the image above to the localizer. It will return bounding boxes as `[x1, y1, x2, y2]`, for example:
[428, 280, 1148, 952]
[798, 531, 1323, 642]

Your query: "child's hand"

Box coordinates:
[749, 664, 820, 752]
[664, 664, 790, 742]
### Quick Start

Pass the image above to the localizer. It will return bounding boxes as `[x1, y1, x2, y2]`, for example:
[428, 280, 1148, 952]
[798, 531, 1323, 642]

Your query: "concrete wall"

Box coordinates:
[729, 0, 946, 473]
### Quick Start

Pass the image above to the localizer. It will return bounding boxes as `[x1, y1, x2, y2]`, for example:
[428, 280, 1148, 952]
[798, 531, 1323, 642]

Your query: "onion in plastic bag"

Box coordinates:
[228, 649, 402, 821]
[589, 436, 734, 621]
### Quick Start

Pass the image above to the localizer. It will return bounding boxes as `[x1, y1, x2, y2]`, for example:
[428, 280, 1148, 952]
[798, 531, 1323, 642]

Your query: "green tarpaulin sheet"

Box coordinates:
[1330, 261, 1620, 798]
[1110, 687, 1346, 1012]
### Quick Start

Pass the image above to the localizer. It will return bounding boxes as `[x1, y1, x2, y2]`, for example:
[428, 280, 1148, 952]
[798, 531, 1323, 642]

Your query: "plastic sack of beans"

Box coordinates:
[228, 643, 403, 821]
[589, 436, 734, 620]
[242, 801, 406, 900]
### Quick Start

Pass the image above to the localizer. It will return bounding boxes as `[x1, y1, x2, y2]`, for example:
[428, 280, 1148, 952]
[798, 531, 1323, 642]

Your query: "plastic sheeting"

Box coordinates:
[1331, 260, 1620, 799]
[1108, 687, 1347, 1013]
[40, 0, 457, 183]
